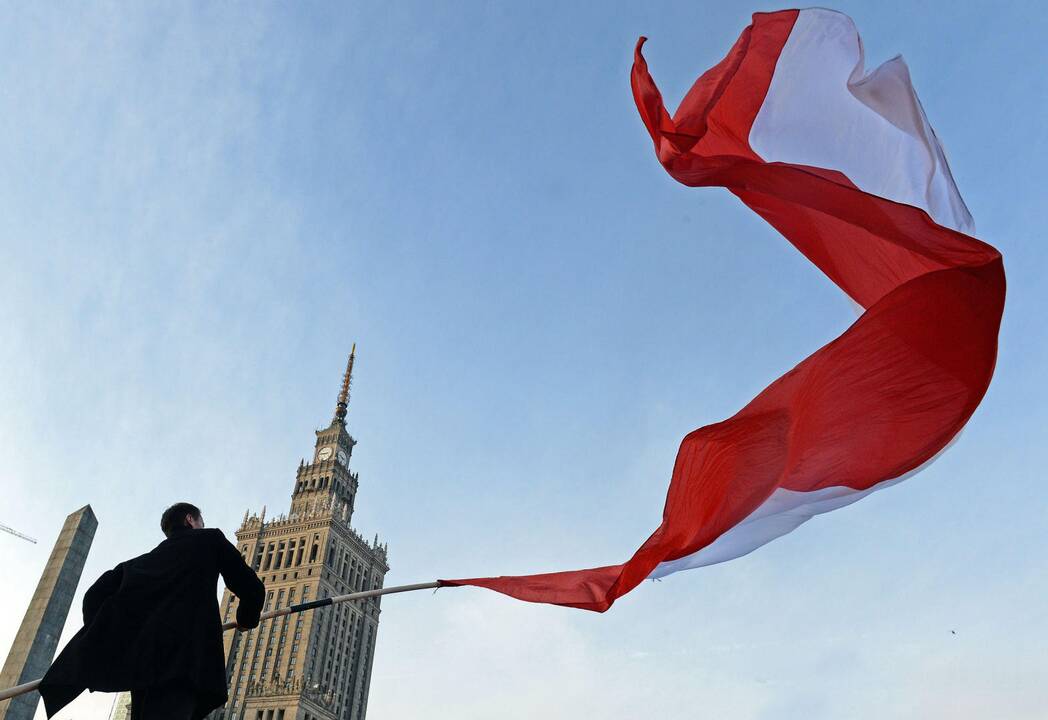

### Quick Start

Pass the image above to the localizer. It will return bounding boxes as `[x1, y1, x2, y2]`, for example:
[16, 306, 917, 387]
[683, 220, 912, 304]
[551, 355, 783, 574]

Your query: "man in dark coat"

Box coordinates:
[39, 502, 265, 720]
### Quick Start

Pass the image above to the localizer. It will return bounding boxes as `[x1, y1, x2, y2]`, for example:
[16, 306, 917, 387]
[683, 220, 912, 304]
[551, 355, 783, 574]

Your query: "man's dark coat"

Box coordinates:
[39, 527, 265, 720]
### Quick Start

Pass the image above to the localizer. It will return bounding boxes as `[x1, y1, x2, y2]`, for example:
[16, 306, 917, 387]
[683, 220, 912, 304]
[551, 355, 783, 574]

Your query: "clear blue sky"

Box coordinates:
[1, 2, 1045, 719]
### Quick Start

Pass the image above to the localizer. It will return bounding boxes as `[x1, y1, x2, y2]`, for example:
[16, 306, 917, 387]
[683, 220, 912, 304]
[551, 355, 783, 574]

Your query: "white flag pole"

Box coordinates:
[0, 679, 41, 702]
[221, 581, 442, 630]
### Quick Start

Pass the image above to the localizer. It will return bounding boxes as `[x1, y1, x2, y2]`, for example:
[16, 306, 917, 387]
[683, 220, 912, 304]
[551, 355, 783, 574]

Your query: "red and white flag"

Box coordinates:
[443, 8, 1005, 611]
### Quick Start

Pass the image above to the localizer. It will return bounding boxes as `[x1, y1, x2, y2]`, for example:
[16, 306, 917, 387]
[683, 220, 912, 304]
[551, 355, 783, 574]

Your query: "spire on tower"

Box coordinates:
[334, 344, 356, 424]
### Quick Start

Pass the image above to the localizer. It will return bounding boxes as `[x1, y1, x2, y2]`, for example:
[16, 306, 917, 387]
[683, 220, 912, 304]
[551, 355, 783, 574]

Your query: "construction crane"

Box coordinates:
[0, 522, 37, 544]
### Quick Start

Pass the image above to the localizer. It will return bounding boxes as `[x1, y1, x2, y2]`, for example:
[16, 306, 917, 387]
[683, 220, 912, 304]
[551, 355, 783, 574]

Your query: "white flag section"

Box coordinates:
[650, 432, 961, 578]
[751, 9, 974, 237]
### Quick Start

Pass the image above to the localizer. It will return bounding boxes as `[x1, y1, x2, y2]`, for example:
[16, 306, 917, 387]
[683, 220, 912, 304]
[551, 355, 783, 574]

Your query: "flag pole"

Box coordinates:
[221, 581, 441, 630]
[0, 581, 445, 702]
[0, 679, 41, 702]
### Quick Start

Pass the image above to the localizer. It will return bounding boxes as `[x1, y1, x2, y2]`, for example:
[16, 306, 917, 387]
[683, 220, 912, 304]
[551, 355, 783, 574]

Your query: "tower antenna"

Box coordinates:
[334, 343, 356, 424]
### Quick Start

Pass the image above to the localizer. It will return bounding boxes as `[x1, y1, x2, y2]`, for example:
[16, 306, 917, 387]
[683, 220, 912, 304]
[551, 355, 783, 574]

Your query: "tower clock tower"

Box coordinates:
[213, 346, 389, 720]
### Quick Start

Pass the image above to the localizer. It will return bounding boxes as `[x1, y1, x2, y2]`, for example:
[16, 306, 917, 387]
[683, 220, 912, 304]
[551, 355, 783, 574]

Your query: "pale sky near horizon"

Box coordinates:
[1, 2, 1046, 719]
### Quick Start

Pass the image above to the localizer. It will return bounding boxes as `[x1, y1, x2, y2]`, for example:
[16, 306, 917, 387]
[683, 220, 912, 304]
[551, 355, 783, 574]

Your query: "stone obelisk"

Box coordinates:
[0, 506, 98, 720]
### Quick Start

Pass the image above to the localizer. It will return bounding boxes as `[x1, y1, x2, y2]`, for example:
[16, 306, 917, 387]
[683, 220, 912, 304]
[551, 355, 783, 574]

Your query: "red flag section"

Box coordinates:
[441, 9, 1005, 612]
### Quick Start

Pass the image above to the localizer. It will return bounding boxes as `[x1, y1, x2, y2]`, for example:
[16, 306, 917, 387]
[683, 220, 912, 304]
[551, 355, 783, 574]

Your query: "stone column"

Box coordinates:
[0, 506, 98, 720]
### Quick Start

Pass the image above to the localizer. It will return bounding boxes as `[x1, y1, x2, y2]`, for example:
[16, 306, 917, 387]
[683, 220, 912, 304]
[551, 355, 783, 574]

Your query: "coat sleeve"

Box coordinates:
[82, 563, 124, 625]
[215, 530, 266, 629]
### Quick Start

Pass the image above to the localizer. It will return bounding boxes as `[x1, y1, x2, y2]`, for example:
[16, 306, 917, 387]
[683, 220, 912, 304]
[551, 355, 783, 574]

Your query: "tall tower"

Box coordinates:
[0, 506, 98, 720]
[214, 348, 389, 720]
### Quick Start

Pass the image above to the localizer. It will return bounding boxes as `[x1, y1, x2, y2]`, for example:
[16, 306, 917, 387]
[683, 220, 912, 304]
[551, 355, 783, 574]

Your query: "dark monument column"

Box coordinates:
[0, 506, 98, 720]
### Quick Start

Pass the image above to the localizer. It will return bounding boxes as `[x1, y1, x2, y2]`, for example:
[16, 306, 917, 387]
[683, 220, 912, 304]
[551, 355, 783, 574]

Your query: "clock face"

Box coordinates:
[317, 447, 333, 461]
[337, 450, 348, 466]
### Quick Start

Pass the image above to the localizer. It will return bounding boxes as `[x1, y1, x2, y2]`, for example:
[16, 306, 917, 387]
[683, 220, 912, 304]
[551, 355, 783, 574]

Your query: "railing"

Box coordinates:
[0, 581, 443, 702]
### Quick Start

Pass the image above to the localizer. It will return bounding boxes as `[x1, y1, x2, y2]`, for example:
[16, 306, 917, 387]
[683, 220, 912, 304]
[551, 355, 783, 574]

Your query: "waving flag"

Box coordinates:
[442, 8, 1005, 611]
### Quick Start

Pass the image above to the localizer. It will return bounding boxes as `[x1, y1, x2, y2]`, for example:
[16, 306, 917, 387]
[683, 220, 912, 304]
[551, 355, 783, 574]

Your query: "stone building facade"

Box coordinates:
[108, 691, 132, 720]
[212, 348, 388, 720]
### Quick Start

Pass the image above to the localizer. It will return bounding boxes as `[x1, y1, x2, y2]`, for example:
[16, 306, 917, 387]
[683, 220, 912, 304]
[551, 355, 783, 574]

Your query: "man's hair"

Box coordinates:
[160, 502, 202, 537]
